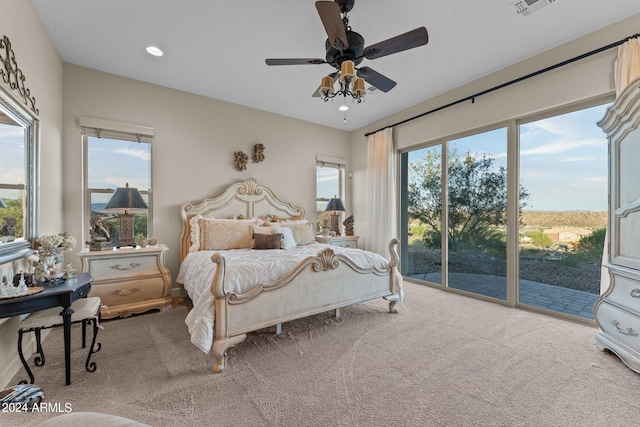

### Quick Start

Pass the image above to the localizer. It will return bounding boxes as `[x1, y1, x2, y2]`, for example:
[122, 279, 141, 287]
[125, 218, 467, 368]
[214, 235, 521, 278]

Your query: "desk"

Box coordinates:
[0, 273, 93, 385]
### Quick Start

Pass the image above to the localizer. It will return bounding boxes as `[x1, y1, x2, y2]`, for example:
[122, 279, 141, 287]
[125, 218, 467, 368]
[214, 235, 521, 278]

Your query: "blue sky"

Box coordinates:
[0, 123, 25, 200]
[87, 137, 150, 197]
[408, 102, 610, 212]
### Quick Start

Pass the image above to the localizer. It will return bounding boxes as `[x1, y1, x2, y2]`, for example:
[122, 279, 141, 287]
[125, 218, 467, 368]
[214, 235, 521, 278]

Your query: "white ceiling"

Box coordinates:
[32, 0, 640, 131]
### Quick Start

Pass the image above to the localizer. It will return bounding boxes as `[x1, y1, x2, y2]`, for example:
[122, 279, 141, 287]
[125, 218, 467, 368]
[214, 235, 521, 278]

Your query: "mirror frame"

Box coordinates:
[0, 83, 39, 264]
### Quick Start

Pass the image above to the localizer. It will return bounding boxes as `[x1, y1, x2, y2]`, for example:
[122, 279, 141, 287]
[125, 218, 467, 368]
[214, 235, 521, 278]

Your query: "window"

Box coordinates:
[316, 156, 345, 235]
[81, 118, 153, 247]
[400, 99, 611, 322]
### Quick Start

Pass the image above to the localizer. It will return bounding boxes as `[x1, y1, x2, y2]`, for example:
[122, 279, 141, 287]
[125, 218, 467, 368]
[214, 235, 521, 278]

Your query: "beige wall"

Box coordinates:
[62, 64, 351, 285]
[350, 13, 640, 251]
[0, 0, 63, 388]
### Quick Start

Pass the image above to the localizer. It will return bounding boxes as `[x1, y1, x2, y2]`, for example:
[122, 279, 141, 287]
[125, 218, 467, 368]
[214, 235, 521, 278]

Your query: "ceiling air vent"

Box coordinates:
[510, 0, 558, 17]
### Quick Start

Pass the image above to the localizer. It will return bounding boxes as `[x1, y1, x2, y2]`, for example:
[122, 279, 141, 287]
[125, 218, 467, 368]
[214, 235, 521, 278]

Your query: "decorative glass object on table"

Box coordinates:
[30, 233, 76, 283]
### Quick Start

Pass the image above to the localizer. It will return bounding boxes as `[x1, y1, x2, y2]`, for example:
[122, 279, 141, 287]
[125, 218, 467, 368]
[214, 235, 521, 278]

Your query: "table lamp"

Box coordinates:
[325, 196, 345, 236]
[104, 183, 148, 247]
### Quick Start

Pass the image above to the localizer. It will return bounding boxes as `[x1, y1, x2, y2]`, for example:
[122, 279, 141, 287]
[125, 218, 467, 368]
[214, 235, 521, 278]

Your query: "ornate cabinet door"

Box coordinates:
[595, 76, 640, 372]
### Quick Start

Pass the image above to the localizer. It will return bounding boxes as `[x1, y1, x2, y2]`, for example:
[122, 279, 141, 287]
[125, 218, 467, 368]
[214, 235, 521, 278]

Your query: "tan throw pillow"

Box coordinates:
[253, 233, 283, 250]
[199, 220, 254, 250]
[286, 222, 316, 246]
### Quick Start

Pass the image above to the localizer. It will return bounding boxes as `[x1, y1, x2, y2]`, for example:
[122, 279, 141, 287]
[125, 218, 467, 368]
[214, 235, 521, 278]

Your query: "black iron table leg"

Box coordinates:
[17, 331, 35, 384]
[60, 305, 74, 386]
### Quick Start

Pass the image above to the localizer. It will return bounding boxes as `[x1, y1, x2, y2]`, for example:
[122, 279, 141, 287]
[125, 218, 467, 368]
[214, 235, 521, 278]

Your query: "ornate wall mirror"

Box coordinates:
[0, 83, 38, 263]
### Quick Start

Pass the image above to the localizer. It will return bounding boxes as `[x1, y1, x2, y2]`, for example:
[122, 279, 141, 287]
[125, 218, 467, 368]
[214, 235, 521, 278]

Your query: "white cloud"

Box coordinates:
[112, 147, 150, 161]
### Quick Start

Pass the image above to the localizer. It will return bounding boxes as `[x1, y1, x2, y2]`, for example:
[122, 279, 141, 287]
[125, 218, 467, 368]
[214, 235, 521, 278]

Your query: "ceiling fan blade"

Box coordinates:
[312, 71, 339, 97]
[315, 1, 349, 50]
[357, 67, 397, 93]
[363, 27, 428, 60]
[265, 58, 326, 66]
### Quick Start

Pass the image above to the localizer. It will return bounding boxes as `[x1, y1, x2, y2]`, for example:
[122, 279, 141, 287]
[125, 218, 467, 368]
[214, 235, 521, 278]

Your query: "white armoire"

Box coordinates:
[594, 76, 640, 372]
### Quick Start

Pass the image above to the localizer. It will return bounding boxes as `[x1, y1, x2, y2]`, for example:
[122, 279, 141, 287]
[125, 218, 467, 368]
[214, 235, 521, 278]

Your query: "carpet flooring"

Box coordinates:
[5, 281, 640, 426]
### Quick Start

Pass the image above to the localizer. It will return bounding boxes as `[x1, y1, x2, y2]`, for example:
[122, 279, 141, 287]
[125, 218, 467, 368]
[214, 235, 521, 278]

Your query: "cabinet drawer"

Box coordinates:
[90, 276, 165, 308]
[597, 301, 640, 350]
[605, 270, 640, 313]
[86, 254, 161, 281]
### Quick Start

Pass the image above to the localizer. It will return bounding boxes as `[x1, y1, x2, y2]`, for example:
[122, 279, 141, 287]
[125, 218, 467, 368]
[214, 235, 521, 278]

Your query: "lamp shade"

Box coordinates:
[104, 183, 148, 212]
[325, 197, 345, 213]
[340, 60, 356, 83]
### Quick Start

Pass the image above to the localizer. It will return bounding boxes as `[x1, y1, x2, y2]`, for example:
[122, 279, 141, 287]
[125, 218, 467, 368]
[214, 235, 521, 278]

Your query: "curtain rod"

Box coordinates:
[364, 32, 640, 137]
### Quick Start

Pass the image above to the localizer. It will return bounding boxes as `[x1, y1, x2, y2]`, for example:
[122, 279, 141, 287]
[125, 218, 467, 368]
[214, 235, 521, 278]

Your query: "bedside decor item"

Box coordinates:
[32, 233, 76, 281]
[324, 196, 345, 236]
[234, 151, 248, 171]
[253, 143, 265, 162]
[104, 183, 148, 247]
[86, 216, 115, 251]
[343, 214, 354, 236]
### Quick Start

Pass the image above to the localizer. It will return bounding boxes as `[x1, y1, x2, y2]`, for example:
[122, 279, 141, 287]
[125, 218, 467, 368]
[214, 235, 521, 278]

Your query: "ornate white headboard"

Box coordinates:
[179, 178, 306, 260]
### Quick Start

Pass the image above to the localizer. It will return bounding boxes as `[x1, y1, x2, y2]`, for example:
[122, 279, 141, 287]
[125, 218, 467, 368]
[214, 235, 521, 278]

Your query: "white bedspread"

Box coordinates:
[176, 243, 391, 353]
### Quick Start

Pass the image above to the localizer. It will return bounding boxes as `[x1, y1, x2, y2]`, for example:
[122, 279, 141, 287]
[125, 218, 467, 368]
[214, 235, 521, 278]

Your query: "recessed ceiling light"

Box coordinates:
[338, 105, 349, 112]
[146, 46, 163, 57]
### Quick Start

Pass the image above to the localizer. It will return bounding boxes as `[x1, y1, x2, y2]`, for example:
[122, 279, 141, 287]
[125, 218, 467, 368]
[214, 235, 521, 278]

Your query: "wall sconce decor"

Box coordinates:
[234, 151, 248, 171]
[253, 143, 265, 163]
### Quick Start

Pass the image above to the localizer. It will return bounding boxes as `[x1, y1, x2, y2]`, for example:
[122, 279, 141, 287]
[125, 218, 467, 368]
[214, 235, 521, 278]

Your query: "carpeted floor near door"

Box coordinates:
[5, 281, 640, 427]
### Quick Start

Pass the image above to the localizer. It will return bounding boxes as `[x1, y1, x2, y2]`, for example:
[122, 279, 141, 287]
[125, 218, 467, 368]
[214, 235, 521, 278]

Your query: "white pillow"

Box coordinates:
[272, 226, 297, 250]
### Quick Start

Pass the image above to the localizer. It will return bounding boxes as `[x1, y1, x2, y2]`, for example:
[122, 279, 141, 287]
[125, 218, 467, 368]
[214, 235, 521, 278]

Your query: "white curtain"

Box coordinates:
[364, 128, 396, 256]
[615, 36, 640, 96]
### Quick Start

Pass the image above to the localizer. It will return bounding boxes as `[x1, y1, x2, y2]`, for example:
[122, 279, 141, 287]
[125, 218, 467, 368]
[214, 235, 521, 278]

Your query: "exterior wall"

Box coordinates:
[0, 0, 63, 389]
[350, 13, 640, 251]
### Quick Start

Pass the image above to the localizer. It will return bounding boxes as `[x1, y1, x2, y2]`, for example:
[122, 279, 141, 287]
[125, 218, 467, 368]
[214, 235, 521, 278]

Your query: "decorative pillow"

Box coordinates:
[284, 222, 316, 245]
[253, 233, 283, 250]
[189, 215, 259, 252]
[252, 225, 273, 235]
[199, 220, 254, 250]
[271, 226, 297, 250]
[272, 214, 305, 222]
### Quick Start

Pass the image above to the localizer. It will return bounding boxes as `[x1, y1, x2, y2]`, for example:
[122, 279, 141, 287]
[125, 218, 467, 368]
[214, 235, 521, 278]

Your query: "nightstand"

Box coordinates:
[77, 244, 172, 319]
[316, 235, 359, 248]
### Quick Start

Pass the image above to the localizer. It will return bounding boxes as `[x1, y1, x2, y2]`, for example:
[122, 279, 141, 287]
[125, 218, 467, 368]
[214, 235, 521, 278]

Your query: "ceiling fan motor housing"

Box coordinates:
[325, 30, 365, 68]
[335, 0, 355, 14]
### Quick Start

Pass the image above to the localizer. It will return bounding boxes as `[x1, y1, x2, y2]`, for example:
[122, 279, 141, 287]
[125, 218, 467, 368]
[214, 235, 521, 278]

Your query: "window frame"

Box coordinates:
[316, 157, 346, 233]
[80, 117, 154, 248]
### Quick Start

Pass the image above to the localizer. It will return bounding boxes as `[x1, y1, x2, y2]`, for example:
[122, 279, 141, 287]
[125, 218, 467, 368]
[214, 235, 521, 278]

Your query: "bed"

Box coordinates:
[176, 178, 402, 373]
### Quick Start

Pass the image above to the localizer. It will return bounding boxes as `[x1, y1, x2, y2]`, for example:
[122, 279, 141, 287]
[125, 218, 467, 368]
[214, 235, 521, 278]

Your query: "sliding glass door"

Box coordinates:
[446, 128, 508, 300]
[518, 104, 609, 319]
[400, 99, 611, 321]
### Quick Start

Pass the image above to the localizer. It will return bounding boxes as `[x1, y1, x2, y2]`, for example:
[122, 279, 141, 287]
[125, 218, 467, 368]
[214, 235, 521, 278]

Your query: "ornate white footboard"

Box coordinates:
[208, 239, 401, 373]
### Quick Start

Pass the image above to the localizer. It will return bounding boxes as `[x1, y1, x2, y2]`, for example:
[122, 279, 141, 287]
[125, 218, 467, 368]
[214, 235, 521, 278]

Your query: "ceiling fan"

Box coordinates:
[265, 0, 429, 101]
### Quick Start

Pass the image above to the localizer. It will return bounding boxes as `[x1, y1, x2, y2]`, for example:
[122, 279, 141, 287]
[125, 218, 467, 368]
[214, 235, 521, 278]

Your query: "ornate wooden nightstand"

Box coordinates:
[316, 235, 359, 248]
[77, 244, 171, 319]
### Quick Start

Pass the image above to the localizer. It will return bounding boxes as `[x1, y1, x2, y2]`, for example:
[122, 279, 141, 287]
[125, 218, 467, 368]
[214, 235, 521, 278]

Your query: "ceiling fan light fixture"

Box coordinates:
[339, 60, 356, 84]
[353, 77, 366, 97]
[319, 75, 335, 100]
